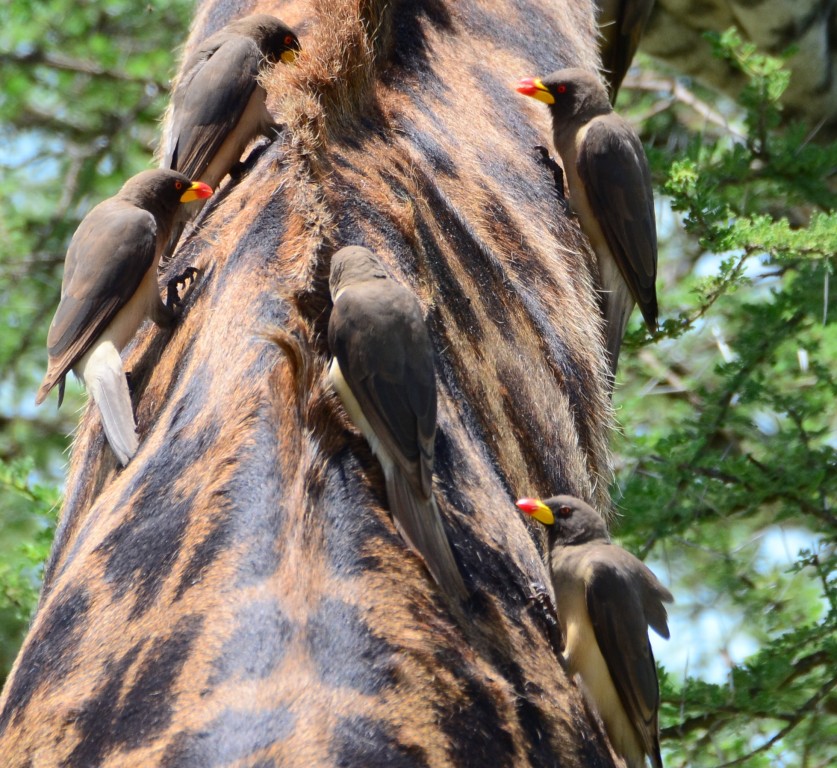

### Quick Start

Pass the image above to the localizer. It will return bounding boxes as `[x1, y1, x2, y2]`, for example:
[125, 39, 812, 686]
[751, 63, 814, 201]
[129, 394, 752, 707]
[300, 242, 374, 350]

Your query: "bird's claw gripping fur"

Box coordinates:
[166, 266, 201, 313]
[535, 145, 571, 216]
[527, 581, 564, 659]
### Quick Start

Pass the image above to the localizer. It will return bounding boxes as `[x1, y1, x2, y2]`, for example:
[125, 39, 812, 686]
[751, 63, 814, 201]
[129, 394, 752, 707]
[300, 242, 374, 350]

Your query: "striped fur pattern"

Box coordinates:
[0, 1, 621, 765]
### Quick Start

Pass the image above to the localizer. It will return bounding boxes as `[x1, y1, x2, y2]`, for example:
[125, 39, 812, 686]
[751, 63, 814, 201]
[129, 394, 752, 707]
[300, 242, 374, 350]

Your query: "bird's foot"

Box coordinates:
[228, 158, 250, 182]
[527, 582, 564, 658]
[166, 267, 201, 313]
[535, 145, 571, 216]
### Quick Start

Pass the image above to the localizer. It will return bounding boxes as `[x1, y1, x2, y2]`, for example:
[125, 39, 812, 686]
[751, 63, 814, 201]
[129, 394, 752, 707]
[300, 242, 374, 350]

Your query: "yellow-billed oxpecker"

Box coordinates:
[328, 246, 468, 600]
[596, 0, 655, 102]
[517, 69, 658, 377]
[36, 170, 212, 465]
[517, 495, 672, 768]
[160, 14, 299, 254]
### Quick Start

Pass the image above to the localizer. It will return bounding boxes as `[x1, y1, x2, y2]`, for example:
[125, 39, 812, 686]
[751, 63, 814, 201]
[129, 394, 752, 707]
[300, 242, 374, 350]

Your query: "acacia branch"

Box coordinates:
[0, 49, 167, 90]
[623, 73, 747, 141]
[639, 313, 804, 558]
[714, 676, 837, 768]
[665, 662, 836, 742]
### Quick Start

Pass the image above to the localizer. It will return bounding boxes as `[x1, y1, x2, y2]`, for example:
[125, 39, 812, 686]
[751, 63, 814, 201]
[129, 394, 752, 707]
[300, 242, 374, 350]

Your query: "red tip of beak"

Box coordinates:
[516, 77, 538, 96]
[192, 181, 213, 199]
[516, 497, 555, 525]
[516, 498, 540, 515]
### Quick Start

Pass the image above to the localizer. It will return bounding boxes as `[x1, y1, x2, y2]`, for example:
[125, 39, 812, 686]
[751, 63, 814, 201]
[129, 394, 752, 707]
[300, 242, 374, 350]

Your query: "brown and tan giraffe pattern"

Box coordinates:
[0, 1, 623, 765]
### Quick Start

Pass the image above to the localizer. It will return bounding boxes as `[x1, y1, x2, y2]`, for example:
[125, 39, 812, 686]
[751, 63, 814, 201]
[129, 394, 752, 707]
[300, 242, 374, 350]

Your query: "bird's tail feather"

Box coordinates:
[84, 347, 138, 466]
[35, 378, 54, 406]
[604, 313, 625, 379]
[386, 471, 468, 601]
[650, 739, 664, 768]
[602, 287, 635, 380]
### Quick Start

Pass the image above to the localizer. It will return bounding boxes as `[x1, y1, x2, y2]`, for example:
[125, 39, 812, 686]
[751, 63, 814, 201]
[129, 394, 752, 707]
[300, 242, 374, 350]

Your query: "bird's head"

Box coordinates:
[329, 246, 390, 299]
[516, 494, 610, 545]
[233, 14, 300, 64]
[120, 170, 212, 214]
[516, 69, 611, 124]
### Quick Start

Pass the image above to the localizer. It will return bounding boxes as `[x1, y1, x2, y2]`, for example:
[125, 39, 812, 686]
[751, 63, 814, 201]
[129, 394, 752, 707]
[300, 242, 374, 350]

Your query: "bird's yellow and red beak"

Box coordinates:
[516, 77, 555, 105]
[516, 497, 555, 525]
[281, 49, 298, 64]
[180, 181, 213, 203]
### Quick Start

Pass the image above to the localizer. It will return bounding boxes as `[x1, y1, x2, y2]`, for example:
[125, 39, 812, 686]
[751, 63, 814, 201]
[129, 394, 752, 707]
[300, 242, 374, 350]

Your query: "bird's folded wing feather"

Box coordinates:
[577, 118, 658, 326]
[638, 561, 674, 639]
[165, 36, 261, 179]
[44, 203, 157, 382]
[586, 552, 661, 759]
[331, 285, 437, 498]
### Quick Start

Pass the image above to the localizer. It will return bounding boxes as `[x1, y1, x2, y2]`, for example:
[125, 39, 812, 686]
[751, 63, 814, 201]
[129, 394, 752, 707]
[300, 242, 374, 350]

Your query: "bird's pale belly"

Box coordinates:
[105, 267, 162, 352]
[201, 87, 273, 190]
[328, 357, 391, 477]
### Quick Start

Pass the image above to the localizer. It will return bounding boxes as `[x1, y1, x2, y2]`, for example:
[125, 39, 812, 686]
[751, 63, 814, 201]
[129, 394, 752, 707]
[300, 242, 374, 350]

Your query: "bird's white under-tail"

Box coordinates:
[77, 341, 138, 466]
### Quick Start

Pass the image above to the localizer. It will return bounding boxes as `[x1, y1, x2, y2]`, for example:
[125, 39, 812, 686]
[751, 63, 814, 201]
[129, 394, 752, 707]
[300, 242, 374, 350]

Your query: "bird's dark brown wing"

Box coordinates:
[165, 35, 261, 180]
[585, 546, 664, 765]
[329, 281, 436, 498]
[329, 279, 467, 599]
[598, 0, 655, 102]
[577, 116, 658, 329]
[41, 201, 157, 392]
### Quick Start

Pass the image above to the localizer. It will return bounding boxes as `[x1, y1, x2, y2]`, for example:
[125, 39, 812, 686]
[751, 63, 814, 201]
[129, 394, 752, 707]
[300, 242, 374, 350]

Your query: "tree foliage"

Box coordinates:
[0, 5, 834, 765]
[615, 29, 836, 767]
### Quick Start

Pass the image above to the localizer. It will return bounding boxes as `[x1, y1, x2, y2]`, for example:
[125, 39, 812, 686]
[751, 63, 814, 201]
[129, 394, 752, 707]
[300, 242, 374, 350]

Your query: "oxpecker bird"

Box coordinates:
[596, 0, 655, 102]
[517, 69, 658, 377]
[328, 246, 468, 600]
[36, 170, 212, 465]
[517, 495, 672, 768]
[160, 14, 300, 253]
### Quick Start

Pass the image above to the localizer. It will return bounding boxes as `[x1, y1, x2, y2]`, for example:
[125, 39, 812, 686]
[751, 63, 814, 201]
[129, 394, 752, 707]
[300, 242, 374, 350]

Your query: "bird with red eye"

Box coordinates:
[515, 68, 658, 383]
[516, 494, 673, 768]
[35, 170, 212, 466]
[160, 14, 300, 258]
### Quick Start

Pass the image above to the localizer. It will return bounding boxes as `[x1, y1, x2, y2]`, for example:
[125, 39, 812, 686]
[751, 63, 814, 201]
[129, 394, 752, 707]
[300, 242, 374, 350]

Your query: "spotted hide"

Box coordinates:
[0, 1, 622, 766]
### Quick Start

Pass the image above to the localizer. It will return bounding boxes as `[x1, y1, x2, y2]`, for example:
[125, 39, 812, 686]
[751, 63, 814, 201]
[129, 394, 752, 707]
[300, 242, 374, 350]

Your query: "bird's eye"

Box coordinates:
[558, 505, 573, 517]
[284, 34, 294, 46]
[175, 181, 183, 190]
[556, 84, 567, 94]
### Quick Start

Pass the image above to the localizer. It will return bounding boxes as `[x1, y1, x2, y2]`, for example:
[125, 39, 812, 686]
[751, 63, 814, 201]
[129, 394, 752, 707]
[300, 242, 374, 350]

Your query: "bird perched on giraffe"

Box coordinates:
[517, 494, 672, 768]
[517, 68, 658, 378]
[160, 13, 300, 255]
[36, 169, 212, 465]
[328, 246, 468, 600]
